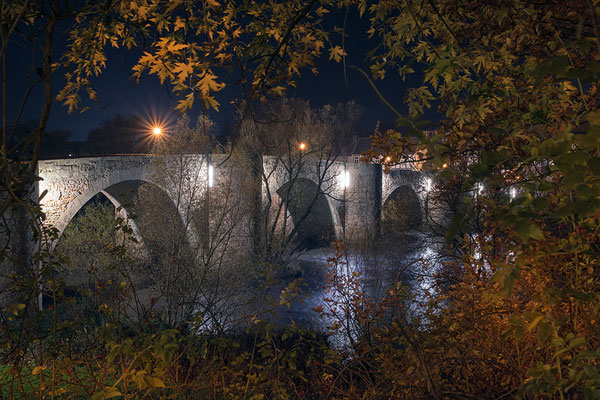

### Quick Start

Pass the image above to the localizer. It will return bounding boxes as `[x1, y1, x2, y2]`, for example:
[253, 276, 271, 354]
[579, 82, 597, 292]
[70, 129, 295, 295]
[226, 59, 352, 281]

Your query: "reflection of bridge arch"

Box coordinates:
[276, 178, 341, 249]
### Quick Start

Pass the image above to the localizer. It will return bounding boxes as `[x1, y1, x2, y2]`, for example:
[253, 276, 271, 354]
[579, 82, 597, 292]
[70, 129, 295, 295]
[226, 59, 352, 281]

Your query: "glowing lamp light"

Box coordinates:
[425, 177, 432, 192]
[343, 170, 350, 188]
[385, 156, 392, 163]
[299, 142, 307, 151]
[442, 163, 448, 169]
[208, 165, 214, 187]
[152, 126, 162, 135]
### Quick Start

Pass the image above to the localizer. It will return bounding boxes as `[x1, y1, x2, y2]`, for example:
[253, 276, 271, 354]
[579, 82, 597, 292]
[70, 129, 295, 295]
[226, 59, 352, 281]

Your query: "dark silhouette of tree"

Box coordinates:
[41, 129, 75, 158]
[85, 114, 148, 155]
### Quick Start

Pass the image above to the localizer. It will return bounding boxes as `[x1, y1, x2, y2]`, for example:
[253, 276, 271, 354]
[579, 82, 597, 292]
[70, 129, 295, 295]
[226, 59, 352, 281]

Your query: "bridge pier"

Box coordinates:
[343, 163, 382, 243]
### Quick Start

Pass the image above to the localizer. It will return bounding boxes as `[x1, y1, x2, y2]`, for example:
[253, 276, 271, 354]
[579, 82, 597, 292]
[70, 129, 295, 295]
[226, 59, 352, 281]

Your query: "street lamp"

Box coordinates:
[299, 142, 306, 151]
[152, 126, 162, 135]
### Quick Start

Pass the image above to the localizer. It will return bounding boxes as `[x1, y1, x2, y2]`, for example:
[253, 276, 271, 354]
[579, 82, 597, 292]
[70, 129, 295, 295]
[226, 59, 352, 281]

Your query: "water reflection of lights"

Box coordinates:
[476, 182, 484, 195]
[422, 247, 434, 259]
[415, 246, 440, 303]
[270, 235, 446, 350]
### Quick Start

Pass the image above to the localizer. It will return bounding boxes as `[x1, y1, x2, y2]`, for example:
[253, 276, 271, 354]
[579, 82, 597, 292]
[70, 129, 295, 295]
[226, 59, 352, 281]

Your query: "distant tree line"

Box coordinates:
[12, 114, 233, 159]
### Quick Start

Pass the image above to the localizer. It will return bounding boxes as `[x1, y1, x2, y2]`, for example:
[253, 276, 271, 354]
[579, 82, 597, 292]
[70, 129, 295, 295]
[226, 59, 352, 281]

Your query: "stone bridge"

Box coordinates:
[35, 154, 432, 252]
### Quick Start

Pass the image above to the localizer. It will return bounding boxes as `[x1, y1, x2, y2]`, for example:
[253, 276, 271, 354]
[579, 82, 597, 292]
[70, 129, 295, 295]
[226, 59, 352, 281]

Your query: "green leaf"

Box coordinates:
[531, 197, 548, 211]
[516, 220, 544, 241]
[587, 111, 600, 126]
[469, 163, 489, 179]
[563, 169, 587, 189]
[91, 387, 122, 400]
[573, 133, 598, 150]
[537, 180, 555, 192]
[508, 315, 525, 326]
[583, 364, 600, 379]
[527, 315, 544, 332]
[569, 336, 586, 349]
[537, 322, 552, 344]
[144, 376, 165, 389]
[576, 184, 597, 199]
[288, 358, 297, 370]
[588, 157, 600, 175]
[556, 199, 599, 217]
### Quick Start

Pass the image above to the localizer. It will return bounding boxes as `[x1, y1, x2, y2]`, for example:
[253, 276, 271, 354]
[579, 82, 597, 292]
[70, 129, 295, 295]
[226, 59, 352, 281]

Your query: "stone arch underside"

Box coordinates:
[46, 171, 198, 251]
[382, 185, 423, 234]
[276, 178, 339, 250]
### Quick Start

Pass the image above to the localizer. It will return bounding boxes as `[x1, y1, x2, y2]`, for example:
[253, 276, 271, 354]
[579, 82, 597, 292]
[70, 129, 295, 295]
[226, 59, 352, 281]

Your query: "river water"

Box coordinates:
[271, 230, 445, 336]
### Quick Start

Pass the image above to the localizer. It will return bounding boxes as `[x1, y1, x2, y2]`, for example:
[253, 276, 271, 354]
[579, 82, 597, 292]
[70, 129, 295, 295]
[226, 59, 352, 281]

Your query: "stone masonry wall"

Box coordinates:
[35, 155, 428, 251]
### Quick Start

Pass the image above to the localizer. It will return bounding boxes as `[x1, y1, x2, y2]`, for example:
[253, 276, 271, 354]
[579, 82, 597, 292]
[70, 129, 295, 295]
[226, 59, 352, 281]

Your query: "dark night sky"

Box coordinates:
[6, 9, 430, 142]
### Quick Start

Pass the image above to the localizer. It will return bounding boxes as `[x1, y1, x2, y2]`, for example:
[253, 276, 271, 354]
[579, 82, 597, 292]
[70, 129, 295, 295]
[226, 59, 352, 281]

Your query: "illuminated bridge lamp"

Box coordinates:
[385, 156, 391, 163]
[208, 165, 214, 187]
[343, 170, 350, 188]
[299, 142, 306, 151]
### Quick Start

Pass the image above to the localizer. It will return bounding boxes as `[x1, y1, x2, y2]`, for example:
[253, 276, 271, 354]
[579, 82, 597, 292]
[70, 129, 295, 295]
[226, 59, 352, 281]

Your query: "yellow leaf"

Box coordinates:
[167, 41, 187, 53]
[32, 365, 47, 375]
[196, 71, 224, 96]
[270, 86, 286, 96]
[203, 95, 221, 111]
[314, 40, 324, 52]
[315, 7, 329, 16]
[173, 62, 194, 82]
[329, 45, 346, 62]
[145, 376, 165, 388]
[173, 18, 186, 32]
[175, 92, 195, 112]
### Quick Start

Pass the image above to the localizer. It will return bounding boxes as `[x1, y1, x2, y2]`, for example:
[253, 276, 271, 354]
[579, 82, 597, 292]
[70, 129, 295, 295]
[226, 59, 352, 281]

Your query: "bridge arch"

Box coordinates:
[382, 185, 423, 234]
[276, 177, 341, 249]
[381, 169, 430, 235]
[55, 179, 194, 250]
[38, 157, 200, 251]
